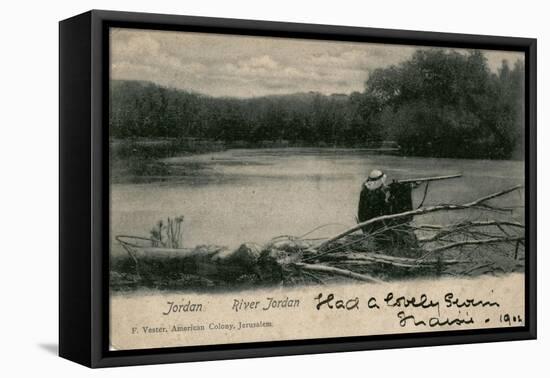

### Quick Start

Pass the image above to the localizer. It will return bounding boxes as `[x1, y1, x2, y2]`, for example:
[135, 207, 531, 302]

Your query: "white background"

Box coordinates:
[0, 0, 546, 376]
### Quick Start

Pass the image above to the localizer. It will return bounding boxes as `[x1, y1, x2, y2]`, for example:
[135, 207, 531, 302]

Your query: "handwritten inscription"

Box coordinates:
[386, 292, 501, 328]
[384, 292, 440, 312]
[311, 291, 506, 329]
[152, 289, 510, 335]
[444, 293, 500, 309]
[397, 311, 475, 328]
[314, 293, 360, 311]
[112, 276, 525, 351]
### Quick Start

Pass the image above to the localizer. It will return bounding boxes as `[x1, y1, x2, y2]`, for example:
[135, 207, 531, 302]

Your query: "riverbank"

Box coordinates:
[110, 138, 225, 183]
[109, 148, 525, 256]
[110, 139, 402, 184]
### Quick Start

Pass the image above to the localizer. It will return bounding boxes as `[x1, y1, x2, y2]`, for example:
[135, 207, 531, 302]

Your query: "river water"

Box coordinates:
[110, 148, 525, 256]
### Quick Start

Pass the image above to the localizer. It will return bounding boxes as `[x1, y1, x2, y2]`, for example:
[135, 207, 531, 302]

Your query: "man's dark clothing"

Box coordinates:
[357, 182, 418, 249]
[357, 185, 389, 235]
[387, 182, 414, 224]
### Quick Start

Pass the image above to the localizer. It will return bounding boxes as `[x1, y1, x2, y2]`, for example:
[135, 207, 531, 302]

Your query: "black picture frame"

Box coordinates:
[59, 9, 537, 368]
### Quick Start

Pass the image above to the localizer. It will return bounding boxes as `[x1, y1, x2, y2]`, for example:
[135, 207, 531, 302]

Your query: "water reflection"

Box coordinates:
[111, 148, 525, 254]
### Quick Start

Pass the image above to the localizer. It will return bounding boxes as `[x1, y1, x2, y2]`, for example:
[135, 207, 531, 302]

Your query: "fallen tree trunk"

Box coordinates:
[318, 185, 523, 251]
[324, 252, 467, 268]
[292, 262, 383, 283]
[112, 184, 525, 290]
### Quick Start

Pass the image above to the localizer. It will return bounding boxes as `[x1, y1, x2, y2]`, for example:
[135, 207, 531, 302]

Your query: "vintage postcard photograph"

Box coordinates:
[108, 28, 526, 351]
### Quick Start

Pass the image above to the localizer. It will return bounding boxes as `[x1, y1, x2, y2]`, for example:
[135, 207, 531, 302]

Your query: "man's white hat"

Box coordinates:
[365, 169, 387, 190]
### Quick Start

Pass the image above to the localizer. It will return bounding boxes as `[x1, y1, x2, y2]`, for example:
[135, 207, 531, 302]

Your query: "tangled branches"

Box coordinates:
[281, 185, 525, 284]
[113, 186, 525, 290]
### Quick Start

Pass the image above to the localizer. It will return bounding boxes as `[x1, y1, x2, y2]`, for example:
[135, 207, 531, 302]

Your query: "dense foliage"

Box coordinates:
[110, 48, 525, 159]
[366, 49, 525, 159]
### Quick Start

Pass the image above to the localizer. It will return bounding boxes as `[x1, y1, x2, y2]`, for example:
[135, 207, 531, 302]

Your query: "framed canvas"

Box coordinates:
[59, 10, 536, 368]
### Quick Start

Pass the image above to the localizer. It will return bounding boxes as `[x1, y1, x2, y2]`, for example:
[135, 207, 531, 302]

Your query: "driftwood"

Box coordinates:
[421, 236, 525, 259]
[326, 252, 466, 268]
[417, 220, 524, 243]
[318, 185, 523, 251]
[292, 262, 383, 283]
[112, 185, 525, 290]
[116, 236, 262, 282]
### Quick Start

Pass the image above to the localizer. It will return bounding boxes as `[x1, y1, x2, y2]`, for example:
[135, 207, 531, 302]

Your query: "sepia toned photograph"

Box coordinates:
[107, 27, 527, 351]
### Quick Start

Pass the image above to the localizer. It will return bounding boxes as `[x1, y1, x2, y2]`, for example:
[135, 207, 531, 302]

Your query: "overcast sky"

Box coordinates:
[110, 28, 524, 98]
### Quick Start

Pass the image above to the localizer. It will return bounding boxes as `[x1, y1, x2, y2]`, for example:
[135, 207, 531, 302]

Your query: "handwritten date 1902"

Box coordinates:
[500, 314, 523, 326]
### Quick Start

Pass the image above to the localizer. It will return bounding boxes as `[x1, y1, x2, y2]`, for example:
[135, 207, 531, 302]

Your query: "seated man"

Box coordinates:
[357, 169, 390, 235]
[357, 169, 418, 250]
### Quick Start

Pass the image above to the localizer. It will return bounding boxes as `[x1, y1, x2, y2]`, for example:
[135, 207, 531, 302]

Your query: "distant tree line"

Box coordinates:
[110, 48, 525, 159]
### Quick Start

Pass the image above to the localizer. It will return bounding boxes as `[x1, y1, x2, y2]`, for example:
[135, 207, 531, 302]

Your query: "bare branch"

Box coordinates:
[292, 262, 383, 283]
[331, 252, 466, 268]
[462, 263, 495, 275]
[421, 236, 525, 259]
[318, 185, 523, 251]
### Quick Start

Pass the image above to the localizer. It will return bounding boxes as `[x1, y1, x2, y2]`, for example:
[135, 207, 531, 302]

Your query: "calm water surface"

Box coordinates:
[110, 148, 524, 255]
